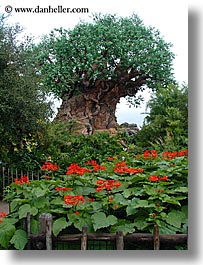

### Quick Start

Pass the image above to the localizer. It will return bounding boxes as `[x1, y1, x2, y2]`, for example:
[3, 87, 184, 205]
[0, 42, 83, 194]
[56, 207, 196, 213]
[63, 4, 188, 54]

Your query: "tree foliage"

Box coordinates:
[134, 84, 188, 150]
[0, 15, 53, 163]
[34, 13, 175, 104]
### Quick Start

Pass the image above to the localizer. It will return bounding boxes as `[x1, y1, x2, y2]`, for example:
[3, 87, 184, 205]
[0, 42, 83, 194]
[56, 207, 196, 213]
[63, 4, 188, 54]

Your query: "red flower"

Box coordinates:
[149, 175, 168, 182]
[41, 161, 60, 171]
[144, 150, 158, 159]
[96, 179, 121, 192]
[96, 186, 103, 192]
[14, 176, 30, 185]
[0, 212, 7, 217]
[156, 189, 165, 193]
[66, 163, 91, 176]
[108, 197, 113, 202]
[85, 197, 95, 202]
[84, 160, 106, 172]
[114, 161, 143, 175]
[97, 180, 104, 185]
[178, 149, 188, 157]
[0, 212, 7, 223]
[55, 187, 73, 191]
[152, 213, 157, 218]
[108, 157, 116, 161]
[159, 176, 168, 181]
[149, 176, 159, 182]
[64, 195, 84, 205]
[162, 150, 188, 159]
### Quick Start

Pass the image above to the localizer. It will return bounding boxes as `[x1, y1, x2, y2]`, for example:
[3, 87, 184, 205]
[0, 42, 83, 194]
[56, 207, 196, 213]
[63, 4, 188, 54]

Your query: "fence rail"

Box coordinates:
[0, 166, 42, 196]
[1, 168, 188, 250]
[26, 213, 187, 250]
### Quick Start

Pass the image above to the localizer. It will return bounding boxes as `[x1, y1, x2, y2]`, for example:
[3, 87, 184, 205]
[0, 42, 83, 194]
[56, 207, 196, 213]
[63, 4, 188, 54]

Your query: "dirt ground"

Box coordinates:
[0, 201, 9, 214]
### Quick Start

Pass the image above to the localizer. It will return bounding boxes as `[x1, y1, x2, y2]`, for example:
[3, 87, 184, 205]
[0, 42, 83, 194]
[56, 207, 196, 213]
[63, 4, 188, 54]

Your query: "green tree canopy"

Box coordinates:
[0, 15, 53, 162]
[36, 13, 175, 99]
[32, 14, 175, 133]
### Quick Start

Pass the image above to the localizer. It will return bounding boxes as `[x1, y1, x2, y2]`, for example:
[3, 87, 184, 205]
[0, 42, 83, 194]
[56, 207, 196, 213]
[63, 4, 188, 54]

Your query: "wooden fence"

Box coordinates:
[0, 166, 42, 196]
[26, 213, 187, 250]
[0, 168, 188, 250]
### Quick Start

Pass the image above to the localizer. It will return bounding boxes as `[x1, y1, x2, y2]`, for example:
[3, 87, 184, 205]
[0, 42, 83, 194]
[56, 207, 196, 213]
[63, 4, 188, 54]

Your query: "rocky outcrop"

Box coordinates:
[120, 122, 139, 136]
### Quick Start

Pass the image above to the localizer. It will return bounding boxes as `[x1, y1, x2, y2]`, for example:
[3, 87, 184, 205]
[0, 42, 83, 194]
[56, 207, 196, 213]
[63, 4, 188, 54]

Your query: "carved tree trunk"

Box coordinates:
[54, 81, 121, 134]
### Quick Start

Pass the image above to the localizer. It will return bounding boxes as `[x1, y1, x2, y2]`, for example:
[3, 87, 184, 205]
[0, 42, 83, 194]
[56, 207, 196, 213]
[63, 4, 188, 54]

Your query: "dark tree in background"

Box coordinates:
[0, 15, 53, 161]
[34, 14, 175, 133]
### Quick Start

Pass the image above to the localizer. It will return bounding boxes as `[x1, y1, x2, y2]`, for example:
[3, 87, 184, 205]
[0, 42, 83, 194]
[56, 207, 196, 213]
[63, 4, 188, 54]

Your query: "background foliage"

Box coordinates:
[0, 15, 53, 166]
[129, 84, 188, 152]
[34, 13, 175, 102]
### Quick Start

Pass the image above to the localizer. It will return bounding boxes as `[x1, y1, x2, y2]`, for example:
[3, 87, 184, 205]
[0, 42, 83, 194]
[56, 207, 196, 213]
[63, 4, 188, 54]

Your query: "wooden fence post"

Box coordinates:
[81, 226, 87, 250]
[26, 212, 31, 250]
[45, 213, 53, 250]
[153, 225, 160, 250]
[39, 213, 47, 234]
[116, 231, 124, 250]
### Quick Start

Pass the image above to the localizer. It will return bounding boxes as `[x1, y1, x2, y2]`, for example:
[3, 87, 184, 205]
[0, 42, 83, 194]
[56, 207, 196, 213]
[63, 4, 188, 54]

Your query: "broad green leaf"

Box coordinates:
[31, 218, 39, 234]
[0, 220, 16, 249]
[18, 204, 31, 219]
[166, 210, 186, 228]
[32, 187, 46, 198]
[162, 196, 181, 206]
[92, 212, 117, 231]
[10, 229, 28, 250]
[33, 197, 49, 209]
[174, 187, 188, 193]
[122, 189, 131, 198]
[134, 218, 149, 231]
[92, 201, 102, 211]
[51, 197, 64, 205]
[68, 212, 93, 232]
[134, 200, 150, 208]
[110, 220, 135, 235]
[53, 217, 71, 237]
[30, 206, 38, 216]
[126, 205, 138, 216]
[158, 219, 180, 233]
[81, 187, 96, 195]
[10, 199, 20, 212]
[113, 193, 129, 205]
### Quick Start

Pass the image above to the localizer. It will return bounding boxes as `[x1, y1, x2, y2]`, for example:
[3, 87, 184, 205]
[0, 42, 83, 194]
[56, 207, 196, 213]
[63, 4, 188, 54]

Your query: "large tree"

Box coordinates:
[35, 14, 175, 133]
[0, 15, 53, 161]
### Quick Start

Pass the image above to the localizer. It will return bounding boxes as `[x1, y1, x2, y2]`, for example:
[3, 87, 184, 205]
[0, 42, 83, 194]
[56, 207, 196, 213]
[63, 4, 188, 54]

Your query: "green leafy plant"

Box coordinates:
[0, 150, 188, 250]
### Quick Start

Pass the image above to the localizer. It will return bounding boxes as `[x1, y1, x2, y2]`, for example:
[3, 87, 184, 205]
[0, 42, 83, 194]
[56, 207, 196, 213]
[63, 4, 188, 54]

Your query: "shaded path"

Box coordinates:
[0, 201, 9, 214]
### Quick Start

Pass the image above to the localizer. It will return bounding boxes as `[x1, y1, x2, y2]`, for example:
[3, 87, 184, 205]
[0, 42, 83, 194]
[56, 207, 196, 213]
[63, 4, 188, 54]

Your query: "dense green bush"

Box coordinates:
[133, 84, 188, 151]
[38, 122, 124, 166]
[0, 149, 188, 250]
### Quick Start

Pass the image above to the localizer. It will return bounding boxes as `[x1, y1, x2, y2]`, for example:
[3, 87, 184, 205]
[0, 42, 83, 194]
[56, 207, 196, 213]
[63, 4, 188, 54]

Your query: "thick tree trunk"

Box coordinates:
[54, 83, 121, 134]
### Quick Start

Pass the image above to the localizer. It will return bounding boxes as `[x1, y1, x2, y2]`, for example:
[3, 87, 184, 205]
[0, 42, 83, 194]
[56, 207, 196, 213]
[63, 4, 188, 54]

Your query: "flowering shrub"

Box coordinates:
[0, 212, 7, 223]
[41, 161, 60, 171]
[14, 176, 30, 185]
[0, 149, 188, 250]
[66, 163, 91, 176]
[96, 179, 121, 192]
[114, 161, 144, 175]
